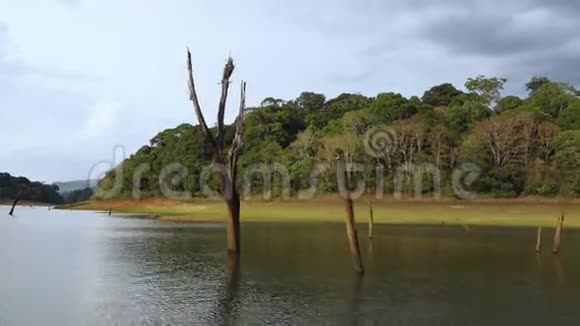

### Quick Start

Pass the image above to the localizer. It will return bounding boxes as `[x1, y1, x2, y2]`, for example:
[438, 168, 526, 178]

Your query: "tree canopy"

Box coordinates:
[0, 173, 64, 204]
[96, 75, 580, 199]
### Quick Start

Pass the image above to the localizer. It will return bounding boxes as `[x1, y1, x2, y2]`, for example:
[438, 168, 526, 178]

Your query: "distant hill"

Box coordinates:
[54, 179, 98, 193]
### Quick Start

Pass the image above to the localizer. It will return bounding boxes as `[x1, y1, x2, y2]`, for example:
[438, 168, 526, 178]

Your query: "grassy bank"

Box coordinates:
[61, 196, 580, 228]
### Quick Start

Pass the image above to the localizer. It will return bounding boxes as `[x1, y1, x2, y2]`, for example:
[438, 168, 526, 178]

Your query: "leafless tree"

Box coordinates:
[471, 114, 532, 169]
[391, 117, 429, 169]
[186, 50, 246, 256]
[536, 121, 561, 161]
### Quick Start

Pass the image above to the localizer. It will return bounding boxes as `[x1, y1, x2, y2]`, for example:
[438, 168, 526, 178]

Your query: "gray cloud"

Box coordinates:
[420, 14, 574, 56]
[323, 0, 580, 91]
[514, 49, 580, 86]
[417, 1, 579, 55]
[419, 2, 580, 90]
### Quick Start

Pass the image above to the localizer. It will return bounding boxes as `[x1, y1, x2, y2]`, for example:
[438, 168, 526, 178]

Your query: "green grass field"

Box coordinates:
[62, 197, 580, 228]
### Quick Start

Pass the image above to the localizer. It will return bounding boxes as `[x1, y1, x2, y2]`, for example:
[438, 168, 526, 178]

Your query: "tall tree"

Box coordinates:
[526, 76, 551, 94]
[369, 93, 429, 124]
[295, 92, 325, 115]
[421, 83, 463, 107]
[465, 75, 507, 106]
[555, 131, 580, 193]
[495, 96, 523, 114]
[446, 93, 491, 136]
[526, 82, 575, 118]
[306, 93, 371, 129]
[558, 99, 580, 130]
[186, 50, 246, 256]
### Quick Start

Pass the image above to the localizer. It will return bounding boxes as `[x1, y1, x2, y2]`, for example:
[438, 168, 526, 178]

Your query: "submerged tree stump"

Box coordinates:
[552, 213, 565, 254]
[337, 153, 364, 274]
[8, 193, 22, 216]
[535, 227, 542, 252]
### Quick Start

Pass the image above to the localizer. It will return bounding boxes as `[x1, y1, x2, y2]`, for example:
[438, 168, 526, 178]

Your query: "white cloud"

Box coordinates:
[81, 99, 119, 139]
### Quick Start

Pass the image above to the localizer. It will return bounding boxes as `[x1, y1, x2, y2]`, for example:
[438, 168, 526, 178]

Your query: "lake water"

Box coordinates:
[1, 206, 580, 325]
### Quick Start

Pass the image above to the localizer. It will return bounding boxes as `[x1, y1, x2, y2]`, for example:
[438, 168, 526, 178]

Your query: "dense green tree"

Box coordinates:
[306, 93, 371, 129]
[525, 76, 551, 94]
[557, 98, 580, 130]
[526, 82, 575, 118]
[342, 109, 373, 135]
[369, 93, 430, 124]
[94, 123, 212, 199]
[0, 173, 63, 204]
[446, 93, 491, 136]
[421, 83, 463, 107]
[495, 96, 523, 113]
[554, 131, 580, 193]
[260, 97, 285, 107]
[295, 92, 325, 115]
[244, 104, 306, 149]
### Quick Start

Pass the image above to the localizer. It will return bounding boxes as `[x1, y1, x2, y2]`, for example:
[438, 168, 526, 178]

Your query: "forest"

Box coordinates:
[95, 76, 580, 199]
[0, 173, 95, 205]
[0, 172, 64, 204]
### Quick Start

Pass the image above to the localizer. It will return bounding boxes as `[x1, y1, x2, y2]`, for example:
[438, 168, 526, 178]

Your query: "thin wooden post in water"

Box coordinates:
[8, 193, 21, 216]
[552, 212, 564, 254]
[535, 227, 542, 252]
[367, 189, 374, 239]
[337, 152, 364, 274]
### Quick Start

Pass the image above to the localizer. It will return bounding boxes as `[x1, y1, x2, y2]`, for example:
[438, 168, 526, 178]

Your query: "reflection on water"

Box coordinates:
[1, 206, 580, 325]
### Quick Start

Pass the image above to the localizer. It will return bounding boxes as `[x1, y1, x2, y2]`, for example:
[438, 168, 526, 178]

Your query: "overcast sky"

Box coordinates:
[1, 0, 579, 183]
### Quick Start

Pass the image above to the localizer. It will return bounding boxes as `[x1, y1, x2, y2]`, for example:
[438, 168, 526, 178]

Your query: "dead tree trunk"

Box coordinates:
[553, 212, 564, 254]
[9, 193, 22, 216]
[187, 50, 246, 256]
[367, 189, 374, 239]
[337, 152, 364, 274]
[225, 195, 241, 254]
[535, 227, 542, 252]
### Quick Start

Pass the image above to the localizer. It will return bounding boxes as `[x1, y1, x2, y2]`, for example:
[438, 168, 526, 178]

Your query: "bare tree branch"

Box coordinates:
[235, 80, 247, 145]
[187, 48, 217, 147]
[217, 57, 235, 147]
[229, 81, 246, 183]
